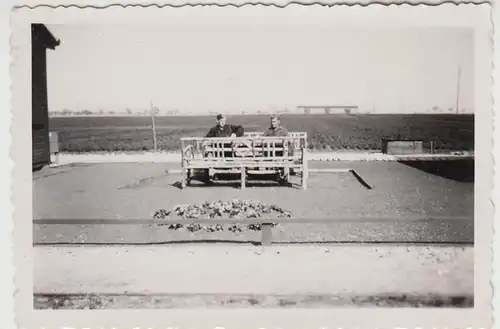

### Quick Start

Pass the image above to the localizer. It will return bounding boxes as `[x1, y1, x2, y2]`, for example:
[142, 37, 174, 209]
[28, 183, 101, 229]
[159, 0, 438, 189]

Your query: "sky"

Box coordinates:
[44, 23, 474, 114]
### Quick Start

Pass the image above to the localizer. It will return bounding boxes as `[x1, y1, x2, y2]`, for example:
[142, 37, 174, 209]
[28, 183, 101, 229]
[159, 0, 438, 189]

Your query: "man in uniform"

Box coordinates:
[263, 115, 296, 178]
[203, 114, 244, 182]
[206, 114, 244, 137]
[264, 114, 288, 137]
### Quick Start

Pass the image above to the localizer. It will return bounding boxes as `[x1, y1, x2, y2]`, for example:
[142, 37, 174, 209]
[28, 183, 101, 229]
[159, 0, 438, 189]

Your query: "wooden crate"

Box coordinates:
[381, 139, 424, 155]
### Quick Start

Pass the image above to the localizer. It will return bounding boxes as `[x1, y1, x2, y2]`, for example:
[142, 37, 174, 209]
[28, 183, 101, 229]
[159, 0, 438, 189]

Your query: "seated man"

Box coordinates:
[205, 113, 244, 158]
[203, 114, 244, 181]
[264, 114, 289, 157]
[263, 115, 295, 177]
[206, 114, 244, 138]
[264, 114, 288, 137]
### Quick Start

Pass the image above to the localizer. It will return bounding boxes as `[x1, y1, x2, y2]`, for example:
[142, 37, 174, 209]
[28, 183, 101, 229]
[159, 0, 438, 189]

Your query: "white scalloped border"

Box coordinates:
[5, 3, 496, 329]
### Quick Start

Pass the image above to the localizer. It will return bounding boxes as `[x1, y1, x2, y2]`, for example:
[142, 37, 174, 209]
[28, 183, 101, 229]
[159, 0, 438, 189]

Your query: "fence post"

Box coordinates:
[301, 144, 308, 190]
[49, 132, 59, 165]
[261, 223, 273, 246]
[152, 115, 157, 152]
[180, 139, 186, 188]
[283, 139, 290, 180]
[150, 101, 158, 152]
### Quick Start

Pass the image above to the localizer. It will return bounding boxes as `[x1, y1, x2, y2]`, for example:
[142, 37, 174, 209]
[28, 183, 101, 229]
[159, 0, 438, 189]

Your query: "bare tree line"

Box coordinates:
[48, 106, 471, 117]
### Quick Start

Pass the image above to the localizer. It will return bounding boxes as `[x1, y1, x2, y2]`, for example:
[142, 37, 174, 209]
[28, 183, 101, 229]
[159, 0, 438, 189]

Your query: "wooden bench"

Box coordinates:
[180, 133, 308, 190]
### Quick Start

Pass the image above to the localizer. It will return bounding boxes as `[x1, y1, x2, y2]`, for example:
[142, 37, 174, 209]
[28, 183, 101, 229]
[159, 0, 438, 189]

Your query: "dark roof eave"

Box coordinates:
[34, 24, 60, 50]
[47, 38, 61, 50]
[44, 26, 60, 49]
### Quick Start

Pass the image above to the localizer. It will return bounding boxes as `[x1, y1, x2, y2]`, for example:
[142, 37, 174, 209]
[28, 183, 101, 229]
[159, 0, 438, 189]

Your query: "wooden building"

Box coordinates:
[32, 24, 60, 171]
[297, 105, 359, 115]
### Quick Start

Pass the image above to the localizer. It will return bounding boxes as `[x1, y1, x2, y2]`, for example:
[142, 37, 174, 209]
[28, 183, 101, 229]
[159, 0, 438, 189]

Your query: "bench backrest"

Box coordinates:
[181, 133, 308, 164]
[243, 132, 308, 150]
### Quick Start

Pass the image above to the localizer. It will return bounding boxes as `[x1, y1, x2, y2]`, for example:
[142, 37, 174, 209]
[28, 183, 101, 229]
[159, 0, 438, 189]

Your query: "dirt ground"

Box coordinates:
[32, 160, 475, 308]
[33, 245, 473, 309]
[33, 160, 474, 244]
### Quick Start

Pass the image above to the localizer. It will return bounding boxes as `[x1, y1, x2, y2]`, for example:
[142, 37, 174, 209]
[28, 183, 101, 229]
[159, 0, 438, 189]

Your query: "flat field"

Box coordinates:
[49, 113, 474, 153]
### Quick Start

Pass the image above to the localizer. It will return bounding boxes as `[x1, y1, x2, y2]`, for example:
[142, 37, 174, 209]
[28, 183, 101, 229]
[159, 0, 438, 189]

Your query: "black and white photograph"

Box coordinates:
[10, 3, 493, 328]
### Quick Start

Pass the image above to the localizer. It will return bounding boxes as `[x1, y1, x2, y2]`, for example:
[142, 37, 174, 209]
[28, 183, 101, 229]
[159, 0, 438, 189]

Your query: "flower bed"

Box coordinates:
[153, 200, 292, 232]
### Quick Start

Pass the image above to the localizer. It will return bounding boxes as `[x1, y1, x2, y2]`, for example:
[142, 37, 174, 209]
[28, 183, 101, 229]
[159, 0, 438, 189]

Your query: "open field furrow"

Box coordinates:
[49, 114, 474, 153]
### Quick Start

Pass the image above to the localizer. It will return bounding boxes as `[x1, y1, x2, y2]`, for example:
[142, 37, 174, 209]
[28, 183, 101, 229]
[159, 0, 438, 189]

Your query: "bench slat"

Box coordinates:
[186, 164, 304, 169]
[203, 147, 288, 152]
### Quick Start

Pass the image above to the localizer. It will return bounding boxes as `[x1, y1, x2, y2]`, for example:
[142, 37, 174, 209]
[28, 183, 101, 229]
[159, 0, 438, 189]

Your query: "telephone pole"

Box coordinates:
[150, 100, 158, 152]
[456, 65, 461, 114]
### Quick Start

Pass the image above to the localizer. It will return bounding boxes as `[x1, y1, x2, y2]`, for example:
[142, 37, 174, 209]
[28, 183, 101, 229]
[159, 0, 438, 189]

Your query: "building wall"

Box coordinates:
[32, 26, 50, 170]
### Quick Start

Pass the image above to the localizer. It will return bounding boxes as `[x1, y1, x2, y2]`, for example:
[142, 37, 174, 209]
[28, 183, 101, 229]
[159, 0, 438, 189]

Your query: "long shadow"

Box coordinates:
[34, 239, 261, 246]
[399, 159, 474, 183]
[171, 173, 297, 190]
[349, 170, 372, 190]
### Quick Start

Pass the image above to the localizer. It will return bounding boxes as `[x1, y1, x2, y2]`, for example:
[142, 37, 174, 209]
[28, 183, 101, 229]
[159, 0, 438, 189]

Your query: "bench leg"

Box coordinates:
[301, 165, 308, 190]
[241, 166, 246, 189]
[202, 169, 211, 184]
[277, 168, 289, 186]
[187, 169, 192, 186]
[181, 167, 187, 189]
[283, 167, 290, 183]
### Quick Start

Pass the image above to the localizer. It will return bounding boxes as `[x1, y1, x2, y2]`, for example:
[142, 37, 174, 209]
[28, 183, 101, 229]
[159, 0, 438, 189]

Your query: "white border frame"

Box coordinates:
[8, 3, 494, 329]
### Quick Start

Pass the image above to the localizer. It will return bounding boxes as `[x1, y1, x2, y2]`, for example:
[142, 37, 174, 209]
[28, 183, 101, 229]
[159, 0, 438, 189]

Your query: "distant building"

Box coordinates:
[32, 24, 60, 171]
[297, 105, 359, 115]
